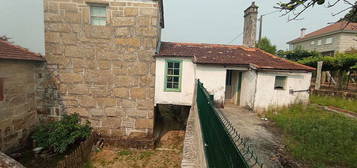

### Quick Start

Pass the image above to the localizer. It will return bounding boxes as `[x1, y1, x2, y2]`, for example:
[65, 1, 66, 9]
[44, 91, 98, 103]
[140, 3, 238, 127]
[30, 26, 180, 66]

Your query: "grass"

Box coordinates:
[267, 104, 357, 168]
[310, 95, 357, 113]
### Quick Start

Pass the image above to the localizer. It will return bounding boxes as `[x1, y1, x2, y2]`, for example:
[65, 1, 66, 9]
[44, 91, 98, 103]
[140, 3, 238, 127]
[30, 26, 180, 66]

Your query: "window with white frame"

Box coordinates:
[311, 41, 315, 45]
[90, 5, 107, 26]
[317, 40, 322, 45]
[274, 76, 287, 90]
[325, 37, 333, 44]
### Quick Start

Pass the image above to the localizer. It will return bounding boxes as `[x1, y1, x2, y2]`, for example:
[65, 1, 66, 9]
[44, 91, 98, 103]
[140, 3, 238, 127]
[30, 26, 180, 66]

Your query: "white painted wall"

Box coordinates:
[155, 57, 195, 106]
[195, 65, 226, 106]
[253, 71, 312, 111]
[239, 70, 257, 108]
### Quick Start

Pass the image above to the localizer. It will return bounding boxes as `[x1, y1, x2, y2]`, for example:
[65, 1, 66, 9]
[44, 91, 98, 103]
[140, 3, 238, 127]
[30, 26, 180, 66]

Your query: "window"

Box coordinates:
[0, 78, 4, 101]
[317, 40, 322, 45]
[311, 41, 315, 45]
[325, 37, 333, 44]
[274, 76, 287, 90]
[165, 60, 182, 92]
[90, 5, 107, 26]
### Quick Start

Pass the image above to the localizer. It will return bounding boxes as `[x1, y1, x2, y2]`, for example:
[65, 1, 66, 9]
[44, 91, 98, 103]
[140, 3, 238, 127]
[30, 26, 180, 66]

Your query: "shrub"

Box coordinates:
[32, 114, 92, 153]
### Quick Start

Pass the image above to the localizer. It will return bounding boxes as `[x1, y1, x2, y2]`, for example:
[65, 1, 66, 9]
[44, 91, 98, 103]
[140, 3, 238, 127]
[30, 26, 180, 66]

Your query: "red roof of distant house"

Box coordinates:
[0, 39, 44, 61]
[156, 42, 315, 71]
[288, 21, 357, 43]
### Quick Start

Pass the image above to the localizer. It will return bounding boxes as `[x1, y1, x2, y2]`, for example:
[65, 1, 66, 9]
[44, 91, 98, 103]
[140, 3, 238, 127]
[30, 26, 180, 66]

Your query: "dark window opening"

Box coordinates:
[226, 70, 233, 86]
[274, 76, 287, 90]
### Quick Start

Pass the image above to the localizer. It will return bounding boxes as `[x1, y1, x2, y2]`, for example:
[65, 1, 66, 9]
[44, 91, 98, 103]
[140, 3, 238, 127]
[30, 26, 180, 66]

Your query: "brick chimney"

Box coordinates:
[243, 2, 258, 47]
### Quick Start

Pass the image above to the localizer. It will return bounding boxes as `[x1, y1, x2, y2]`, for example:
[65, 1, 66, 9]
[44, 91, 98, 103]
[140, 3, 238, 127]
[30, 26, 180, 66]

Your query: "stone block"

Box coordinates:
[105, 108, 121, 117]
[130, 88, 146, 99]
[135, 119, 153, 129]
[98, 60, 111, 69]
[45, 32, 60, 43]
[128, 62, 149, 75]
[124, 7, 138, 16]
[89, 108, 104, 117]
[102, 117, 121, 128]
[139, 75, 154, 87]
[63, 12, 81, 24]
[59, 3, 78, 13]
[137, 99, 153, 110]
[114, 88, 129, 98]
[67, 108, 89, 117]
[115, 76, 138, 87]
[112, 17, 135, 26]
[96, 98, 117, 107]
[68, 84, 88, 95]
[64, 45, 81, 57]
[121, 99, 136, 108]
[60, 72, 83, 83]
[84, 26, 113, 39]
[139, 8, 157, 16]
[115, 27, 130, 37]
[61, 33, 78, 44]
[78, 96, 96, 107]
[116, 38, 140, 47]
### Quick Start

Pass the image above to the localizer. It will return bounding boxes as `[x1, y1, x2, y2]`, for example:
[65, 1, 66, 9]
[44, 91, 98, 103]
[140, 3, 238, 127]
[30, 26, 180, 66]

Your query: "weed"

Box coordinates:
[267, 104, 357, 168]
[117, 150, 132, 156]
[310, 95, 357, 112]
[83, 161, 94, 168]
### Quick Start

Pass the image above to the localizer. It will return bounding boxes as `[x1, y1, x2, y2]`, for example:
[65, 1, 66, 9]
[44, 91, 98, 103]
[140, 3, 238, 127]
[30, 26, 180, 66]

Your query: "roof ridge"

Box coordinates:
[162, 41, 247, 48]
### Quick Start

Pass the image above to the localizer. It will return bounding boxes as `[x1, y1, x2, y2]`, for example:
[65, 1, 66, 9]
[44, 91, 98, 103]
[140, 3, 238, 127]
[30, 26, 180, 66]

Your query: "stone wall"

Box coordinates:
[44, 0, 160, 138]
[0, 60, 42, 153]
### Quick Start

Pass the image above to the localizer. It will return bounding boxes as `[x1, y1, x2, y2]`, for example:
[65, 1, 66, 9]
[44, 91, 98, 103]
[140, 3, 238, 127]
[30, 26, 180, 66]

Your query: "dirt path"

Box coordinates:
[220, 105, 283, 168]
[88, 131, 185, 168]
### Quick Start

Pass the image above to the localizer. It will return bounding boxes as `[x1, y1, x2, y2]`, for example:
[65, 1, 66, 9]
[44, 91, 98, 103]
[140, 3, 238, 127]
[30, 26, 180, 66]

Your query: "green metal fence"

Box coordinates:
[196, 80, 250, 168]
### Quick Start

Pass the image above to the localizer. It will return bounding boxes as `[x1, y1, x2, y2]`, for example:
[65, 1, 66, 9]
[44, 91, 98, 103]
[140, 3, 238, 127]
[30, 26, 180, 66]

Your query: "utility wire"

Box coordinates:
[228, 32, 243, 44]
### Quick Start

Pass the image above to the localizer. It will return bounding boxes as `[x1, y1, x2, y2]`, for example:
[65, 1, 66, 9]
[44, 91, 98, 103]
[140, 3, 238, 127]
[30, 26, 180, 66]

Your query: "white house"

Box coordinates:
[154, 42, 315, 112]
[154, 2, 315, 112]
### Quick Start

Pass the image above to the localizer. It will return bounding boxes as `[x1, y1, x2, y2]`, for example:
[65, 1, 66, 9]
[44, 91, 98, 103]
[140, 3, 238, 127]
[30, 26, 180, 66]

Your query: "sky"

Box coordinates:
[0, 0, 350, 54]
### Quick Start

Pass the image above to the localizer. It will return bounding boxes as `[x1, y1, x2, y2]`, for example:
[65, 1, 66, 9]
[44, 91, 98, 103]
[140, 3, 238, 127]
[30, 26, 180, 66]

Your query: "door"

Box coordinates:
[225, 70, 234, 103]
[235, 72, 243, 105]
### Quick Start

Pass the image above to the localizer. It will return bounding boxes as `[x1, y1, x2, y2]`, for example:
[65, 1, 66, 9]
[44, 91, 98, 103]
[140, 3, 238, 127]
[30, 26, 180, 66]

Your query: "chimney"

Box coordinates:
[300, 28, 306, 38]
[243, 2, 258, 48]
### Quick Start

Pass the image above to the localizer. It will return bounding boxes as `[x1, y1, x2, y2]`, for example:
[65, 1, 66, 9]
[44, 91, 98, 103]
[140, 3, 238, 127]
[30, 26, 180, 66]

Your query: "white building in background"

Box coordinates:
[154, 2, 315, 112]
[154, 42, 314, 112]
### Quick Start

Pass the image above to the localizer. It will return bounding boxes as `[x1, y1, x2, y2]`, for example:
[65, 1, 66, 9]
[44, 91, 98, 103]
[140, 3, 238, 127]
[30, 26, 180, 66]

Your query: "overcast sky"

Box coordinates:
[0, 0, 350, 54]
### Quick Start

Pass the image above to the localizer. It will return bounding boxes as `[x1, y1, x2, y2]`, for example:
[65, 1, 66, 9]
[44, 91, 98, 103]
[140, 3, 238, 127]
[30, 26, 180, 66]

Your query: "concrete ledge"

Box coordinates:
[0, 152, 25, 168]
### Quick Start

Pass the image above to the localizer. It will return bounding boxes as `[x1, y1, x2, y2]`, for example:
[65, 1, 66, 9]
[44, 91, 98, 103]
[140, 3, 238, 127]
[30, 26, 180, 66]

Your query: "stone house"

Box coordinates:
[0, 39, 45, 153]
[154, 3, 315, 112]
[287, 21, 357, 56]
[43, 0, 163, 139]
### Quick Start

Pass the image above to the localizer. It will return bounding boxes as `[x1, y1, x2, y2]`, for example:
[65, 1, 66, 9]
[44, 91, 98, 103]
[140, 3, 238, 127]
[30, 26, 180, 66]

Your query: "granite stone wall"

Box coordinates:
[0, 60, 42, 153]
[44, 0, 160, 138]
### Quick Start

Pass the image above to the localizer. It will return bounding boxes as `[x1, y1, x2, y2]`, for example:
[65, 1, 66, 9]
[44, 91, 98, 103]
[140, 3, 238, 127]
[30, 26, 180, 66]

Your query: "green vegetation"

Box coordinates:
[256, 37, 277, 55]
[310, 95, 357, 113]
[277, 47, 320, 61]
[267, 105, 357, 168]
[298, 53, 357, 89]
[117, 150, 133, 156]
[32, 114, 92, 153]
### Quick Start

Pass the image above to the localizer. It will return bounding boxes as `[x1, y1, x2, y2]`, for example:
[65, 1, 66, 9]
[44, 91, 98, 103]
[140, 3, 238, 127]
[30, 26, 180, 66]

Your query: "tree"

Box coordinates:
[298, 53, 357, 89]
[277, 47, 320, 61]
[340, 7, 357, 22]
[256, 37, 277, 55]
[276, 0, 357, 22]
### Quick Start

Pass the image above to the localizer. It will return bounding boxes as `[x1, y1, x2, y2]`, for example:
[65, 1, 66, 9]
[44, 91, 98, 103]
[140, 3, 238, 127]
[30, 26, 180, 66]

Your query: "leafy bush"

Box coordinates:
[32, 114, 92, 153]
[277, 47, 320, 61]
[298, 53, 357, 71]
[267, 105, 357, 168]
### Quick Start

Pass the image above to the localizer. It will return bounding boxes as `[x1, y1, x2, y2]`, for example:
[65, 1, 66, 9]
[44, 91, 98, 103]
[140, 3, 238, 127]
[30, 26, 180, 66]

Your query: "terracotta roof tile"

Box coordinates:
[0, 39, 44, 61]
[288, 21, 357, 43]
[156, 42, 315, 71]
